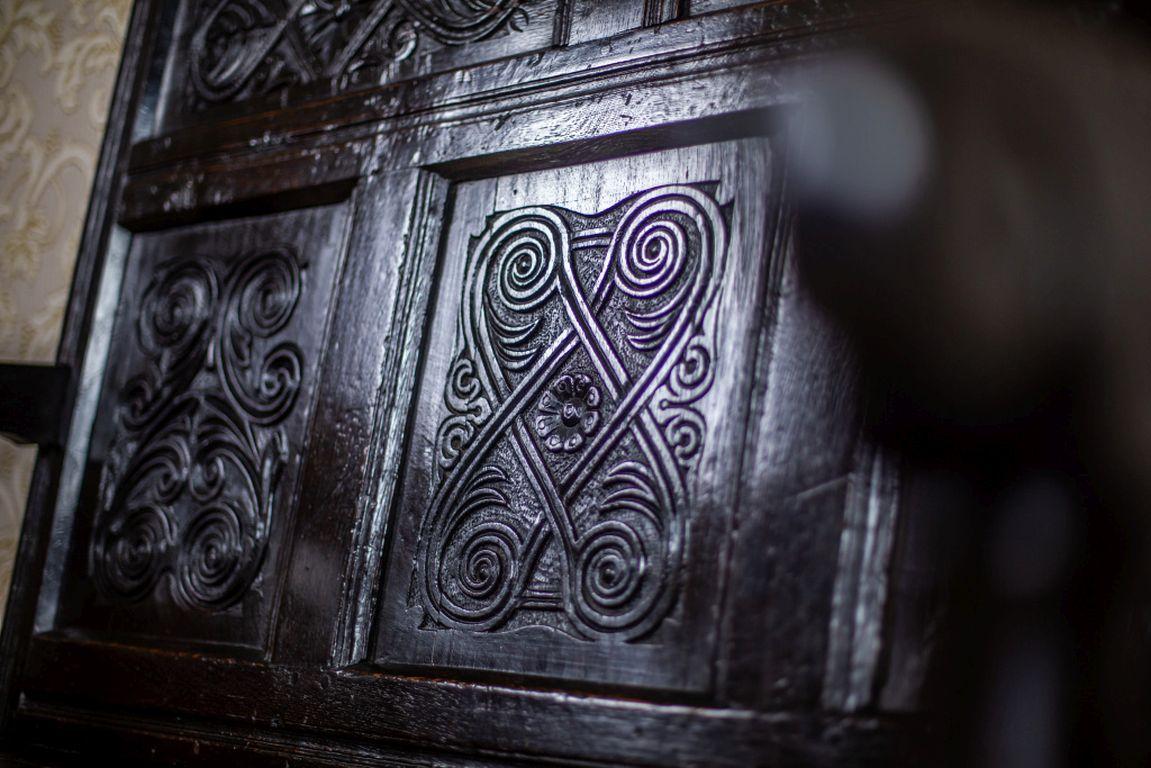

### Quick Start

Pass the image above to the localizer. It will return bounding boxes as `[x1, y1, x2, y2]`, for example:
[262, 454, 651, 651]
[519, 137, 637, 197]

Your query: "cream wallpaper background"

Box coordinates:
[0, 0, 131, 615]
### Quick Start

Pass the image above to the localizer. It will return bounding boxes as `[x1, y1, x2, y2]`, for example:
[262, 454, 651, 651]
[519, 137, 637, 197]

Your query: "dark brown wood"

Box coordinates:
[0, 365, 70, 447]
[0, 0, 174, 737]
[54, 204, 350, 652]
[0, 1, 936, 765]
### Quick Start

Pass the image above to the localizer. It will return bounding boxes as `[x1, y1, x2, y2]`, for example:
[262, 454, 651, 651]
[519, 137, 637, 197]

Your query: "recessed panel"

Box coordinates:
[54, 203, 348, 652]
[374, 139, 779, 692]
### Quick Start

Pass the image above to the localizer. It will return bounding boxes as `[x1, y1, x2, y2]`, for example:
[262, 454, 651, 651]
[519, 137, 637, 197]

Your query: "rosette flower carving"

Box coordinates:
[535, 373, 601, 452]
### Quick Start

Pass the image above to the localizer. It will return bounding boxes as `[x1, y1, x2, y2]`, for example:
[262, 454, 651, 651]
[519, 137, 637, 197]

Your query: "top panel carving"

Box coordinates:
[167, 0, 556, 122]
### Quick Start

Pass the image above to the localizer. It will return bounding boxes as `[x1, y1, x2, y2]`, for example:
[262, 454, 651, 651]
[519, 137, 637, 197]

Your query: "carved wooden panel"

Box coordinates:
[374, 139, 781, 692]
[53, 204, 348, 652]
[0, 1, 930, 763]
[164, 0, 559, 123]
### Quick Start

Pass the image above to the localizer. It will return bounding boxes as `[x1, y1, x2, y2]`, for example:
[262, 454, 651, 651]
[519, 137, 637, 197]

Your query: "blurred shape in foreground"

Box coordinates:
[793, 3, 1151, 766]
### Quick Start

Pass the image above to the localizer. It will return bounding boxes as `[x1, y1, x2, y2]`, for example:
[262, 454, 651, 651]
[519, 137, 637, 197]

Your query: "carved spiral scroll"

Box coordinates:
[122, 263, 217, 430]
[615, 216, 687, 300]
[437, 356, 492, 469]
[91, 246, 307, 612]
[427, 467, 525, 630]
[393, 0, 527, 44]
[95, 506, 174, 601]
[572, 521, 649, 633]
[478, 208, 569, 378]
[220, 249, 304, 425]
[176, 505, 248, 608]
[188, 0, 531, 107]
[190, 0, 287, 103]
[417, 184, 730, 641]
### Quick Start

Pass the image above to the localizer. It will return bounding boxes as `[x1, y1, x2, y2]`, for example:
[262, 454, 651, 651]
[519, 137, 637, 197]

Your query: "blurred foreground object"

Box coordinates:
[794, 3, 1151, 766]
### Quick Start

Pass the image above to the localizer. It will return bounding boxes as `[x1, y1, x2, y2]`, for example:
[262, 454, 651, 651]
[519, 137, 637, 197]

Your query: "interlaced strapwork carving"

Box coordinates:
[90, 247, 306, 611]
[188, 0, 532, 107]
[421, 184, 731, 640]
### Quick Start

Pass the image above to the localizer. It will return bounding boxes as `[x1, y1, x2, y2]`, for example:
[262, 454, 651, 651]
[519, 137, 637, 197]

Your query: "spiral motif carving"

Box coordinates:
[394, 0, 527, 44]
[91, 245, 308, 612]
[190, 0, 283, 103]
[135, 434, 192, 505]
[664, 409, 706, 464]
[188, 414, 248, 503]
[220, 250, 304, 426]
[176, 506, 248, 609]
[422, 465, 523, 629]
[119, 375, 160, 430]
[139, 263, 216, 354]
[95, 506, 173, 601]
[437, 356, 491, 469]
[446, 355, 483, 408]
[667, 338, 712, 401]
[121, 264, 216, 429]
[452, 522, 521, 606]
[233, 250, 301, 335]
[247, 342, 304, 421]
[615, 215, 688, 300]
[657, 337, 713, 465]
[417, 184, 728, 641]
[491, 214, 561, 311]
[469, 208, 568, 380]
[438, 421, 473, 469]
[187, 0, 531, 109]
[572, 522, 652, 634]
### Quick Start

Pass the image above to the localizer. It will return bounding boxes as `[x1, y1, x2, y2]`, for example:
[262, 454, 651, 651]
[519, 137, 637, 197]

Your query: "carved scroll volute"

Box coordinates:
[417, 185, 730, 642]
[187, 0, 532, 107]
[420, 207, 569, 633]
[91, 247, 305, 612]
[392, 0, 528, 44]
[190, 0, 296, 103]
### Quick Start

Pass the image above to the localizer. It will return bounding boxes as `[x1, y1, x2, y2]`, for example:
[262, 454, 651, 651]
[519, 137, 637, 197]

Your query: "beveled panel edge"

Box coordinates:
[335, 114, 782, 676]
[16, 634, 919, 768]
[119, 147, 362, 231]
[118, 44, 800, 227]
[328, 168, 454, 668]
[125, 0, 918, 174]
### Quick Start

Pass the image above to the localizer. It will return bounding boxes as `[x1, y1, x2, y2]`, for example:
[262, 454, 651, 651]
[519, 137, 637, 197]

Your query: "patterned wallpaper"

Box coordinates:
[0, 0, 131, 614]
